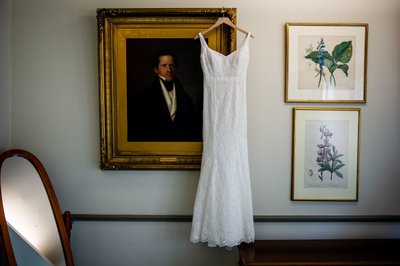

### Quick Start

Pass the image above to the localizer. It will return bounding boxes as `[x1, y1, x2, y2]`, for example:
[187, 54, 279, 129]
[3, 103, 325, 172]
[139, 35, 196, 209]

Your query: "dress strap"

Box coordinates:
[197, 33, 209, 49]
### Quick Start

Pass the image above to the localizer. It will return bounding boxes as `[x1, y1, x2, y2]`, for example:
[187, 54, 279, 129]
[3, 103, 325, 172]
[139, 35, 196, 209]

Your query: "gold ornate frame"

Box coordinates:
[97, 8, 237, 170]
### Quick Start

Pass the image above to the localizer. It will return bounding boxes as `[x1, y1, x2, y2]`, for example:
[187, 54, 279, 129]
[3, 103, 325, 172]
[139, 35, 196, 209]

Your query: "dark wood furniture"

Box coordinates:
[238, 239, 400, 266]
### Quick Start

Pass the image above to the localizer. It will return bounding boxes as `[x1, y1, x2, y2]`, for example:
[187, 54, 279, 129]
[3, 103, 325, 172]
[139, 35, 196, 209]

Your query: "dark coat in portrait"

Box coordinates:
[128, 76, 202, 142]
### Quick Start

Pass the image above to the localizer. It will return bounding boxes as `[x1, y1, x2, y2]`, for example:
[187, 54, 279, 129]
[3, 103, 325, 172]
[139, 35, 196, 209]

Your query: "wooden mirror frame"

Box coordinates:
[0, 149, 74, 266]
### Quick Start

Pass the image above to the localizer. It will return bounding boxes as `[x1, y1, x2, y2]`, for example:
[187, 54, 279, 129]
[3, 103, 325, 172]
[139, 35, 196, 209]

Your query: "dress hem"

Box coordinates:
[190, 237, 255, 249]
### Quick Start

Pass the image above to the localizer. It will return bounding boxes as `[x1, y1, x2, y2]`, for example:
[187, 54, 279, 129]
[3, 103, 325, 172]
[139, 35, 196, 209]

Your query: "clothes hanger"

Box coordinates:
[194, 15, 254, 39]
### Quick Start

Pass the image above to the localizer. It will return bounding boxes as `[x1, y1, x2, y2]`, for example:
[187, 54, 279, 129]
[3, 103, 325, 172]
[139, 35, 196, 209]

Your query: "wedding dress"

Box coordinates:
[190, 32, 255, 248]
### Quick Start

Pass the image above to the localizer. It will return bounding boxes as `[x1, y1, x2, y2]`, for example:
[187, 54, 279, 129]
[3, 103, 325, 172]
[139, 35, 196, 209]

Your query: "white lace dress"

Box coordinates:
[190, 32, 255, 248]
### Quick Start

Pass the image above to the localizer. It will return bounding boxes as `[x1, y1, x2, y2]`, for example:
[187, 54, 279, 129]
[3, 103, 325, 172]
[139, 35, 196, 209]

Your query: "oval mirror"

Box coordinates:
[0, 149, 74, 266]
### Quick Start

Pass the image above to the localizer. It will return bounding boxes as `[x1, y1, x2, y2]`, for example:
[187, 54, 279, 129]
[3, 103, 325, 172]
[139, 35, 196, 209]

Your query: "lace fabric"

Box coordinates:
[190, 33, 255, 248]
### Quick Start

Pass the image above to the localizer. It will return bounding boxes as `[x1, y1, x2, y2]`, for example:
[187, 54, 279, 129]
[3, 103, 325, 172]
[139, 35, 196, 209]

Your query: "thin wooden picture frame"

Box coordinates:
[291, 107, 360, 201]
[285, 23, 368, 103]
[97, 8, 237, 170]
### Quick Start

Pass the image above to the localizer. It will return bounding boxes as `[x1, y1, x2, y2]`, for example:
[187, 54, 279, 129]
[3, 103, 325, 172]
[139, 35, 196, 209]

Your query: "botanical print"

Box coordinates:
[298, 36, 356, 91]
[305, 38, 352, 88]
[316, 125, 345, 180]
[304, 120, 349, 188]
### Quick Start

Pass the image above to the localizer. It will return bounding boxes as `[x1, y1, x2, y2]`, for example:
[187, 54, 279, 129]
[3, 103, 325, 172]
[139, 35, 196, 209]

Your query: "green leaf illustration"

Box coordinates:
[305, 50, 330, 64]
[335, 171, 344, 178]
[324, 54, 335, 71]
[304, 51, 319, 63]
[332, 41, 353, 63]
[333, 164, 345, 172]
[337, 64, 349, 76]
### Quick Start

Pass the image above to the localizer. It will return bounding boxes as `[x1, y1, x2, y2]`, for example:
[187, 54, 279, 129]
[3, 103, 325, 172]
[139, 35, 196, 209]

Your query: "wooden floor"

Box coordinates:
[238, 239, 400, 266]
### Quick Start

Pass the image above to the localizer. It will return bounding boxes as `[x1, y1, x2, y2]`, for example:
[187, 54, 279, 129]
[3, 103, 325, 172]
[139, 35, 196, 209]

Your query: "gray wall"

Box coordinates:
[0, 0, 11, 150]
[1, 0, 400, 265]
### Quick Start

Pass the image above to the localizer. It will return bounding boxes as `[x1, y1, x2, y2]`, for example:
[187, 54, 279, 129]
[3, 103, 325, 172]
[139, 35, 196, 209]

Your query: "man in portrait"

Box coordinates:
[127, 49, 202, 142]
